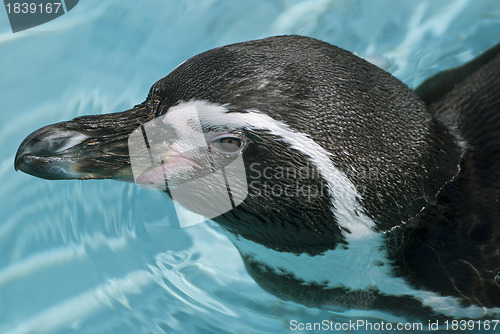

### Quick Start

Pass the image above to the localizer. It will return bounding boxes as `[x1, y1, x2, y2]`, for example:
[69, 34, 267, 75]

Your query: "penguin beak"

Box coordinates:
[14, 102, 157, 181]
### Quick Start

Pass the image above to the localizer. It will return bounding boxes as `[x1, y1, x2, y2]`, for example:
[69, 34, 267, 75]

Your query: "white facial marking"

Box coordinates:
[167, 100, 374, 240]
[163, 102, 208, 149]
[163, 101, 499, 319]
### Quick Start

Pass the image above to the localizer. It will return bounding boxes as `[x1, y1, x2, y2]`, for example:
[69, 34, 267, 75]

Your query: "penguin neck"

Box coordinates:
[223, 221, 499, 320]
[224, 216, 389, 293]
[222, 226, 449, 320]
[213, 199, 347, 255]
[216, 190, 396, 303]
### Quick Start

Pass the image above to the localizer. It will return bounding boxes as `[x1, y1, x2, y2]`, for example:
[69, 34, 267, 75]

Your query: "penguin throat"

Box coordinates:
[225, 229, 500, 319]
[213, 205, 346, 255]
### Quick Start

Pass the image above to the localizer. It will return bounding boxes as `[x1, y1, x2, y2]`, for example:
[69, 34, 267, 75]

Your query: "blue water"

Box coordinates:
[1, 1, 499, 333]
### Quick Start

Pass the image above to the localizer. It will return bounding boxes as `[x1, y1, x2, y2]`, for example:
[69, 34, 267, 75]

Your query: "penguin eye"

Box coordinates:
[211, 137, 243, 153]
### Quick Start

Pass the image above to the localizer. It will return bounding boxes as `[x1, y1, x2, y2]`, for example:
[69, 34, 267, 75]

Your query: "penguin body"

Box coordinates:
[14, 36, 500, 319]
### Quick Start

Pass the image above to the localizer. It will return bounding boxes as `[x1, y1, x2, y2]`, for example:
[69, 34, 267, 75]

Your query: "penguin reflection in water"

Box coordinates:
[15, 36, 500, 320]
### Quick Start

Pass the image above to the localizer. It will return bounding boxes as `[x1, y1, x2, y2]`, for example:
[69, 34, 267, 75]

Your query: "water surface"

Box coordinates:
[1, 1, 499, 333]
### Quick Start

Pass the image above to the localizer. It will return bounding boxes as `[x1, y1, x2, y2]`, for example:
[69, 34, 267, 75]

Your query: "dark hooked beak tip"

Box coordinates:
[15, 102, 158, 181]
[14, 124, 90, 179]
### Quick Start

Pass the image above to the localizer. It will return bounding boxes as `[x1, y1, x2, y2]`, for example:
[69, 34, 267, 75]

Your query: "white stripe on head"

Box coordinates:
[165, 100, 374, 240]
[165, 101, 500, 319]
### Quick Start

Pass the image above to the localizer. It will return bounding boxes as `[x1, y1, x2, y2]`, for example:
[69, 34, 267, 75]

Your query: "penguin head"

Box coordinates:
[125, 97, 347, 254]
[15, 35, 457, 254]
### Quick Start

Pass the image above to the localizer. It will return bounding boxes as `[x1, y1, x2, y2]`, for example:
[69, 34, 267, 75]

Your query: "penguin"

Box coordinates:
[14, 35, 500, 320]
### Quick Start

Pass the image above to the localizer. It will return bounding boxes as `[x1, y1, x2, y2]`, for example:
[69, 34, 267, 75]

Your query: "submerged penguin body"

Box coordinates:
[14, 36, 500, 319]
